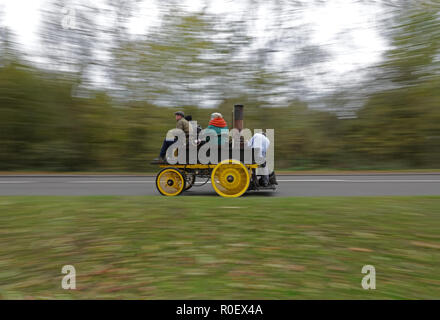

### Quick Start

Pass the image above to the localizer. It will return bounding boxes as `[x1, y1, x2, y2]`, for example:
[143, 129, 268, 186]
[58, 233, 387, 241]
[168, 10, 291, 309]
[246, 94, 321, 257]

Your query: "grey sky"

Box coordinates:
[1, 0, 393, 109]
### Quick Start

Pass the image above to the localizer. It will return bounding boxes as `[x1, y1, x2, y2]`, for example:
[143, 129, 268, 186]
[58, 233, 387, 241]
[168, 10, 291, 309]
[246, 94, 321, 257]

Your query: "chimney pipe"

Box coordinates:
[233, 104, 244, 132]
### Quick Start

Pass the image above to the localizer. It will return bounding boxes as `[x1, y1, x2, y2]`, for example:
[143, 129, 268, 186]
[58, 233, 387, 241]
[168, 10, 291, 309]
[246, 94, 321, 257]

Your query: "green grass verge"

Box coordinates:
[0, 196, 439, 299]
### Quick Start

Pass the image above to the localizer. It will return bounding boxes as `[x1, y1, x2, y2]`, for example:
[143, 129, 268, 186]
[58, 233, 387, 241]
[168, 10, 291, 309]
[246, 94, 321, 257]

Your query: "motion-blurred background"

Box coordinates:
[1, 0, 439, 172]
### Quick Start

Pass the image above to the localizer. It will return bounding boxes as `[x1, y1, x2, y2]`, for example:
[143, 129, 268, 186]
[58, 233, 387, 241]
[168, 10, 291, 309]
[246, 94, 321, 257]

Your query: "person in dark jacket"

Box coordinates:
[185, 115, 202, 135]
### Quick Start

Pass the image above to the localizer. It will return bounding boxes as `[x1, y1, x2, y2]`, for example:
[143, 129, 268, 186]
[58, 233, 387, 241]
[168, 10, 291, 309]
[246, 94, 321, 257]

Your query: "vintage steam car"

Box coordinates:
[153, 105, 277, 197]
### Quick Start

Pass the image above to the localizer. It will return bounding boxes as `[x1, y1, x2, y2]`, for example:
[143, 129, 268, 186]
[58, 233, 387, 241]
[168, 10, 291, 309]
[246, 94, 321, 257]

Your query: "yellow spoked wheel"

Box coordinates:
[156, 168, 186, 196]
[211, 159, 250, 198]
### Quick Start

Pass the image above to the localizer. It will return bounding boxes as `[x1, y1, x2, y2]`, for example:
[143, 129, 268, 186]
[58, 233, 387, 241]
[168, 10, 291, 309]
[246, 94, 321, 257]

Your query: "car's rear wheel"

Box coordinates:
[211, 159, 250, 197]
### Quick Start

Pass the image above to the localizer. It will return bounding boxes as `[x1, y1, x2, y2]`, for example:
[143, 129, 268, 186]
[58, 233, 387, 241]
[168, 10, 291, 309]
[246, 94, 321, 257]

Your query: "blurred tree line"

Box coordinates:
[0, 1, 439, 171]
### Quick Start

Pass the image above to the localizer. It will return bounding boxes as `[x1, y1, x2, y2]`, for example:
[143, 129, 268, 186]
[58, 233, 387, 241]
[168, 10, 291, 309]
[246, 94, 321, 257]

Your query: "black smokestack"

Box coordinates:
[234, 104, 244, 131]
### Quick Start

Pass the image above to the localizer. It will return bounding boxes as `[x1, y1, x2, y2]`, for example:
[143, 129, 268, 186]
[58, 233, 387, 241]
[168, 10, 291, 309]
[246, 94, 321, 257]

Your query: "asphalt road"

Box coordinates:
[0, 174, 440, 197]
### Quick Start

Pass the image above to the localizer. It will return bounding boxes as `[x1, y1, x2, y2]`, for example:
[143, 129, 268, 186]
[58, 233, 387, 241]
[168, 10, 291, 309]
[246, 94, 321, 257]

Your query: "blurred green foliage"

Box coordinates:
[0, 5, 439, 172]
[0, 61, 438, 171]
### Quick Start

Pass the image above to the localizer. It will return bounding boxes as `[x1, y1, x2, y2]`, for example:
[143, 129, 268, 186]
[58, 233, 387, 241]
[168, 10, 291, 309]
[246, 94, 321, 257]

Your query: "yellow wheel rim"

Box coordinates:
[156, 168, 185, 196]
[211, 159, 250, 197]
